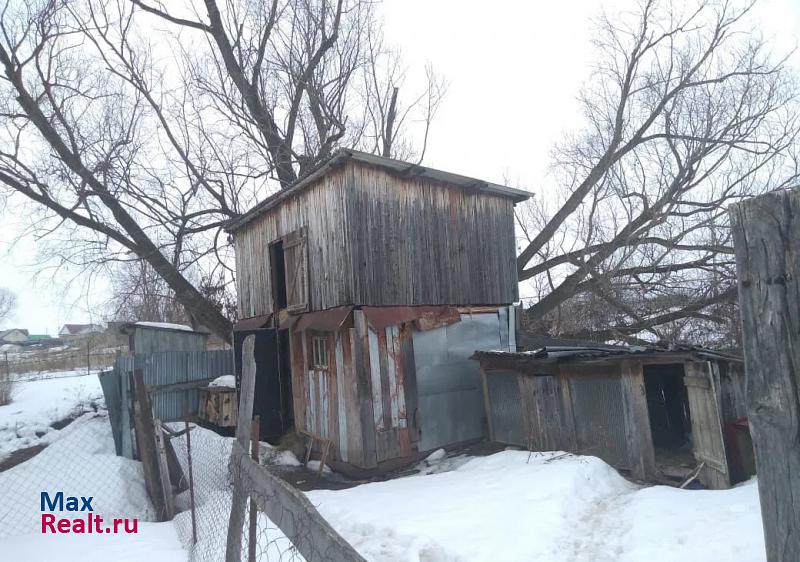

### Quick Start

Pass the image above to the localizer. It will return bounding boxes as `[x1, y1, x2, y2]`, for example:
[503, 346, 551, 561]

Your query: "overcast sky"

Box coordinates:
[1, 0, 799, 333]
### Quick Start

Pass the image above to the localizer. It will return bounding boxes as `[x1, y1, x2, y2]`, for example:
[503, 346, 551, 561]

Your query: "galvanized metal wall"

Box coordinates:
[413, 308, 515, 451]
[100, 350, 234, 459]
[569, 375, 630, 468]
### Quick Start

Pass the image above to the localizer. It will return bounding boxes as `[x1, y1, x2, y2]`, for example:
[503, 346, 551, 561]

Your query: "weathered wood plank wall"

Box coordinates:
[234, 160, 519, 319]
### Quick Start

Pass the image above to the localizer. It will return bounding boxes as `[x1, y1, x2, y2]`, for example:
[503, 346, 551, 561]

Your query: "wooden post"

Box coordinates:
[248, 417, 260, 562]
[185, 418, 197, 545]
[226, 335, 257, 562]
[130, 369, 173, 521]
[730, 189, 800, 562]
[479, 366, 495, 442]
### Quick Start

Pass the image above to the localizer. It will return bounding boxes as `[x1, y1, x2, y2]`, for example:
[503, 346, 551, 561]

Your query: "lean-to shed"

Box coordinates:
[472, 344, 755, 488]
[227, 149, 529, 473]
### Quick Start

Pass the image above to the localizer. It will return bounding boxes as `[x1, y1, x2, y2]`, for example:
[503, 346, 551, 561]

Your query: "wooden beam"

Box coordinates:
[731, 189, 800, 562]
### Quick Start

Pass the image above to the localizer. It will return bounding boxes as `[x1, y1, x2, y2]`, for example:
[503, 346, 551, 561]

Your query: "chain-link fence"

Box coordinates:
[168, 422, 362, 562]
[0, 409, 156, 538]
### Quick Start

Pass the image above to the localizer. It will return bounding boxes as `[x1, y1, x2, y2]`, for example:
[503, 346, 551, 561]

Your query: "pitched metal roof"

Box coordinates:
[226, 149, 531, 233]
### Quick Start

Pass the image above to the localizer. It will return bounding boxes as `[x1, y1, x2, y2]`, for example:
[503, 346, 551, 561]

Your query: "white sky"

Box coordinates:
[1, 0, 799, 333]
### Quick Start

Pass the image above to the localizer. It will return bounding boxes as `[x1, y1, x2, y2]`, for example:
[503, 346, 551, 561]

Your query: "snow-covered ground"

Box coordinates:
[0, 370, 104, 461]
[308, 451, 765, 562]
[0, 411, 185, 561]
[0, 374, 767, 562]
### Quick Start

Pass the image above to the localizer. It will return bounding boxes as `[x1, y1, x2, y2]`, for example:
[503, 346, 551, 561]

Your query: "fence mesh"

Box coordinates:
[0, 407, 156, 538]
[1, 370, 361, 561]
[169, 425, 361, 562]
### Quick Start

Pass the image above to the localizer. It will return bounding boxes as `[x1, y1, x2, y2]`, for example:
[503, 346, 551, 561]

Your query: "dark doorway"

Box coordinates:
[234, 328, 293, 442]
[644, 363, 694, 481]
[269, 241, 287, 310]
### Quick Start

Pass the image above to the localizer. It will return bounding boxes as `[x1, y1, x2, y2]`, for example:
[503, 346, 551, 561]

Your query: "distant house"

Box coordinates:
[59, 324, 103, 339]
[0, 328, 29, 343]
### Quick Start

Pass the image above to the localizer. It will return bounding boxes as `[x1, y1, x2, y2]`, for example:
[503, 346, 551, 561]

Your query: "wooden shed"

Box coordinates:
[472, 344, 755, 489]
[227, 149, 529, 473]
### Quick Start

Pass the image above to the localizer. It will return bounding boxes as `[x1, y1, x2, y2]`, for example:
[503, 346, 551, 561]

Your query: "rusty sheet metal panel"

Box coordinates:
[414, 310, 506, 451]
[570, 375, 630, 468]
[486, 371, 524, 446]
[295, 306, 353, 332]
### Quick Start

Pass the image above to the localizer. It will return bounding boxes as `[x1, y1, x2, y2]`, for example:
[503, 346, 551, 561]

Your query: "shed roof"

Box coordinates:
[120, 322, 209, 336]
[472, 343, 743, 370]
[226, 149, 531, 233]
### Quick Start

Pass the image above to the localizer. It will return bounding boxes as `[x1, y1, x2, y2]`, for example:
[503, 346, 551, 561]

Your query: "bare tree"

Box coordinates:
[0, 0, 444, 342]
[0, 287, 16, 325]
[516, 0, 799, 345]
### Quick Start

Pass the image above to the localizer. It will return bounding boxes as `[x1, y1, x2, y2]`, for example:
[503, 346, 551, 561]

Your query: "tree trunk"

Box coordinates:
[730, 189, 800, 562]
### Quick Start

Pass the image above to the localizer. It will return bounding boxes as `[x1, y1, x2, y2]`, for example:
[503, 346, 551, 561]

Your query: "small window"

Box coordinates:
[311, 335, 329, 370]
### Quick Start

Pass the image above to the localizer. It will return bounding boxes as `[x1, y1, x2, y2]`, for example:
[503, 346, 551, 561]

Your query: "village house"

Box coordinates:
[227, 149, 529, 473]
[0, 328, 29, 343]
[58, 323, 103, 339]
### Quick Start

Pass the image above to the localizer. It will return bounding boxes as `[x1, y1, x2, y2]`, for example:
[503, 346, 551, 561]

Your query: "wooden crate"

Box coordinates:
[198, 386, 238, 427]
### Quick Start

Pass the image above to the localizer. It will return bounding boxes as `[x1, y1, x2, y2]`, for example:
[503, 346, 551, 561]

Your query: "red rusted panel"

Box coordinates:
[363, 306, 459, 330]
[414, 307, 461, 331]
[295, 306, 353, 332]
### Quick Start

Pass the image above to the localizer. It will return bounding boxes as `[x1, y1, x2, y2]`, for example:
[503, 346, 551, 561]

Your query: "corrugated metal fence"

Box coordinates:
[99, 350, 234, 459]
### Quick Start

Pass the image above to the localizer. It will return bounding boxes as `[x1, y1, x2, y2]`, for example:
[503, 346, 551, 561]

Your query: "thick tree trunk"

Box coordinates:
[730, 189, 800, 562]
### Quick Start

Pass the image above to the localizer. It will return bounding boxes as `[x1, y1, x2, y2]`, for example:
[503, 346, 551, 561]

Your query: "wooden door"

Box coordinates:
[684, 361, 730, 489]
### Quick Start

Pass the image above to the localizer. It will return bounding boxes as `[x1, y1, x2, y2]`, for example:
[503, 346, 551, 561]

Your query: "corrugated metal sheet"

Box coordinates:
[486, 371, 524, 446]
[414, 309, 515, 451]
[570, 375, 629, 468]
[101, 350, 234, 459]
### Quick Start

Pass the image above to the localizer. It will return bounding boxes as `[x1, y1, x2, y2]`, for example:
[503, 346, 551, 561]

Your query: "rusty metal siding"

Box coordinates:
[486, 371, 524, 446]
[570, 375, 630, 468]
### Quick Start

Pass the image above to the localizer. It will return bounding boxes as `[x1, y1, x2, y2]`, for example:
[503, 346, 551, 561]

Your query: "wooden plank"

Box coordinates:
[684, 361, 730, 489]
[353, 310, 377, 468]
[480, 366, 494, 442]
[130, 370, 173, 521]
[226, 335, 257, 562]
[619, 360, 656, 481]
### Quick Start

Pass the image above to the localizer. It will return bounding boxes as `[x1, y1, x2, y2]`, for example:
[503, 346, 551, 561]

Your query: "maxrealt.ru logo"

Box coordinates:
[40, 491, 138, 534]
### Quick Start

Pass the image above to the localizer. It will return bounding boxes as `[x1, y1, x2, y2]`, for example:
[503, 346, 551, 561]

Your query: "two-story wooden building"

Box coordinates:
[227, 149, 529, 473]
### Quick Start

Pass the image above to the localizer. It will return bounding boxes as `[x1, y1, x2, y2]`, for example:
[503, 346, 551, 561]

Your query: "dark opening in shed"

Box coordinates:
[643, 364, 694, 480]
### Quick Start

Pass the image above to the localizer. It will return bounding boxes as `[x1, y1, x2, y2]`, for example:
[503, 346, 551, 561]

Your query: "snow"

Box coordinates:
[0, 412, 185, 561]
[0, 383, 766, 562]
[1, 524, 186, 562]
[208, 375, 236, 388]
[306, 451, 766, 562]
[0, 371, 104, 461]
[134, 322, 194, 332]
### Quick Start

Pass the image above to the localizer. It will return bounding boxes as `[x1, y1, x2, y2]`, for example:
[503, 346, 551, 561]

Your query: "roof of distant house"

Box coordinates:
[59, 324, 102, 335]
[0, 328, 29, 339]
